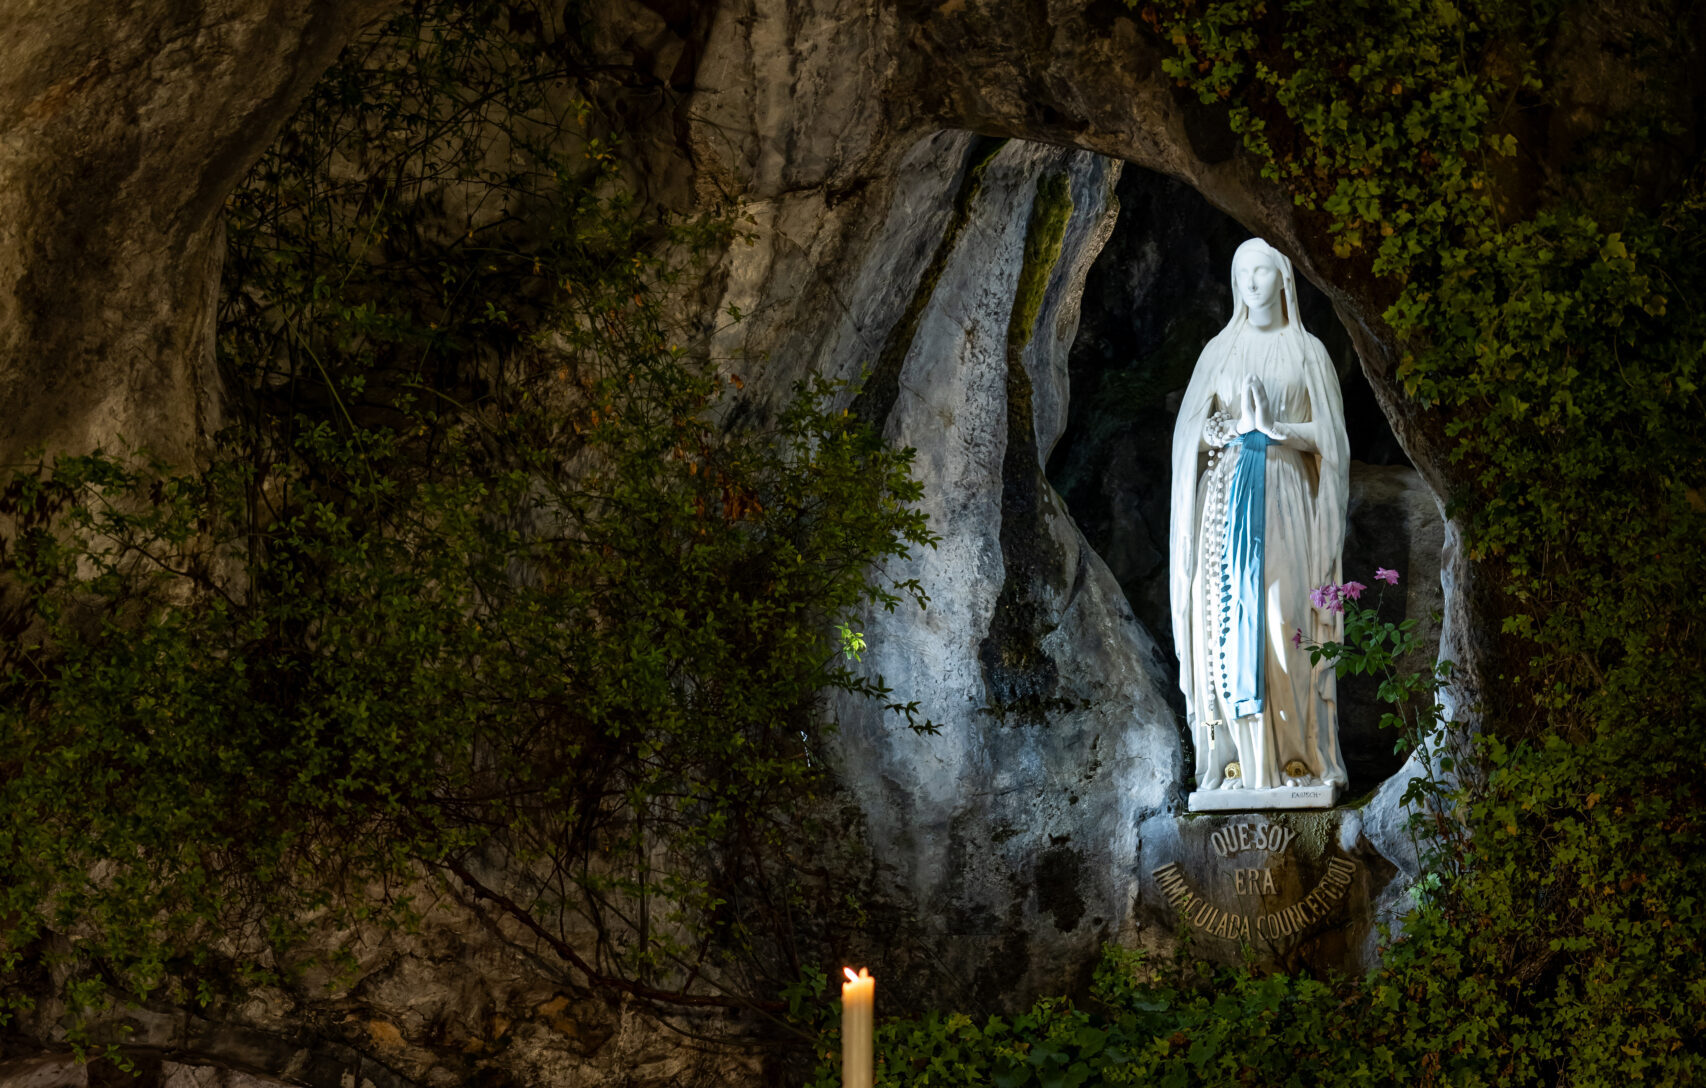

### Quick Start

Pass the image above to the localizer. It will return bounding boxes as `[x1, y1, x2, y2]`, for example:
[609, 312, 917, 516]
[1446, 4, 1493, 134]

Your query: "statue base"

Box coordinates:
[1187, 784, 1339, 812]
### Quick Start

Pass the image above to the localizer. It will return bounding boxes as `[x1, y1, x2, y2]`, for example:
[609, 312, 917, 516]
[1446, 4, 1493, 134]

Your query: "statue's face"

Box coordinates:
[1233, 249, 1283, 313]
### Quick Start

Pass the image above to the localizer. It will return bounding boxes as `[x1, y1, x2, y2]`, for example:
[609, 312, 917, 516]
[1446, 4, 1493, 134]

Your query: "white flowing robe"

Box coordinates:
[1167, 246, 1350, 792]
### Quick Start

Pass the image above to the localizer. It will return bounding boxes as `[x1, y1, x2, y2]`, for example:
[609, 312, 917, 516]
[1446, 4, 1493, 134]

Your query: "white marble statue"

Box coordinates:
[1168, 237, 1350, 811]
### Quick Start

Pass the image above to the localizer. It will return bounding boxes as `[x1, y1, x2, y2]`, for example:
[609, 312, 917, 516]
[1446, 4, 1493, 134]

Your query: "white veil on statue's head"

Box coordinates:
[1167, 236, 1350, 730]
[1227, 236, 1303, 346]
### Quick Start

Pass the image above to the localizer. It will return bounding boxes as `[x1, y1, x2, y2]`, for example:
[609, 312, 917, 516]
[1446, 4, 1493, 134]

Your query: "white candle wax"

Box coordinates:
[842, 966, 874, 1088]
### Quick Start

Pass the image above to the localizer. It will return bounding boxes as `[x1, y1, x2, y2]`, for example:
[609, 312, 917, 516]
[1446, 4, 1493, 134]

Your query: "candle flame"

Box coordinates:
[844, 966, 859, 983]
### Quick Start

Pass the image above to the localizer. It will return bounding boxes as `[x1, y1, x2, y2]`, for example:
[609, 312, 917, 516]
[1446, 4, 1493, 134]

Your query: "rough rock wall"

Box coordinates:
[819, 138, 1182, 1008]
[0, 0, 396, 465]
[0, 1057, 286, 1087]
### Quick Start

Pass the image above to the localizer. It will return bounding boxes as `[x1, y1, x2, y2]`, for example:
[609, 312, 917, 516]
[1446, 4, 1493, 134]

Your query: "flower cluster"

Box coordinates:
[1295, 568, 1402, 647]
[1309, 580, 1367, 613]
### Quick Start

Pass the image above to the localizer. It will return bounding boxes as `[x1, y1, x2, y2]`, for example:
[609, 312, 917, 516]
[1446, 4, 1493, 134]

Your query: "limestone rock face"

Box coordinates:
[738, 134, 1447, 991]
[0, 1056, 289, 1087]
[812, 138, 1183, 1007]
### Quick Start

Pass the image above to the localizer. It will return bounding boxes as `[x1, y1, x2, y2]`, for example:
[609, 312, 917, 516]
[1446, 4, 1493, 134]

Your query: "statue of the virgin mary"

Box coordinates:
[1168, 237, 1350, 810]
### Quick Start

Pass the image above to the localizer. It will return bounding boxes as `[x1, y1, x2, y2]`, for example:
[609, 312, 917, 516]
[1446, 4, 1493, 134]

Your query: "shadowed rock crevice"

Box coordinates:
[979, 169, 1076, 723]
[853, 135, 1009, 429]
[1034, 844, 1088, 933]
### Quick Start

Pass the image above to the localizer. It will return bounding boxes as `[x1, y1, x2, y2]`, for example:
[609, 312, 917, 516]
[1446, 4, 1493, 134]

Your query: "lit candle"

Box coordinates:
[841, 967, 874, 1088]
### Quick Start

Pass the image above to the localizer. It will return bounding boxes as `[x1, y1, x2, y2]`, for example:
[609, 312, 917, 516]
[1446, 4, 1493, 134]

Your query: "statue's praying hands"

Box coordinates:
[1236, 374, 1285, 442]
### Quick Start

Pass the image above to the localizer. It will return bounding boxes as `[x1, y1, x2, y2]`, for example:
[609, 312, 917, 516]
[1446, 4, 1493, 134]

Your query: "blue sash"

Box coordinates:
[1219, 431, 1269, 717]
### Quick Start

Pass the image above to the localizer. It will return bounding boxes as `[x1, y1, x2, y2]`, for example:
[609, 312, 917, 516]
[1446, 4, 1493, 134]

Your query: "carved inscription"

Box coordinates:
[1154, 862, 1252, 940]
[1152, 817, 1359, 942]
[1212, 823, 1296, 857]
[1234, 868, 1278, 894]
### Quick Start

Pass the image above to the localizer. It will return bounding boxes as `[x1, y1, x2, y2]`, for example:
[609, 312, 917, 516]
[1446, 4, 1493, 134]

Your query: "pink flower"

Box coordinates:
[1342, 581, 1367, 601]
[1375, 567, 1400, 586]
[1309, 584, 1350, 612]
[1291, 628, 1303, 647]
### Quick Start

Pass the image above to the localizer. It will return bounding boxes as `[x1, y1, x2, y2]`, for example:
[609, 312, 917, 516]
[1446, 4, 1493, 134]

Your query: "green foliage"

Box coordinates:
[0, 0, 934, 1028]
[1306, 580, 1464, 875]
[805, 947, 1433, 1088]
